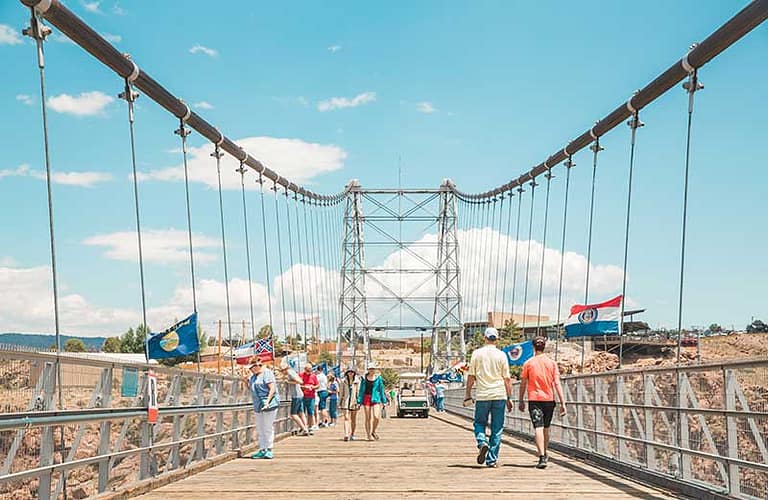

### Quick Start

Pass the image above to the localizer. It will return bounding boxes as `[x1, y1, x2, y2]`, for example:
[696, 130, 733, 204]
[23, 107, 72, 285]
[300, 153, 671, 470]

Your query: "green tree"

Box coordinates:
[317, 350, 335, 365]
[120, 325, 150, 354]
[708, 323, 722, 333]
[380, 367, 399, 390]
[102, 337, 121, 353]
[64, 338, 87, 352]
[258, 324, 273, 339]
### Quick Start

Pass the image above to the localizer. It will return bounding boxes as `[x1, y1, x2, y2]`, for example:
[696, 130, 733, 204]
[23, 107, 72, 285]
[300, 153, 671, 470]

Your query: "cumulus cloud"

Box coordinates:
[102, 33, 121, 43]
[0, 164, 112, 187]
[189, 44, 218, 57]
[327, 44, 342, 53]
[16, 94, 33, 106]
[137, 136, 347, 190]
[0, 25, 23, 46]
[416, 101, 438, 114]
[317, 91, 376, 112]
[193, 101, 214, 110]
[83, 229, 220, 264]
[47, 91, 114, 116]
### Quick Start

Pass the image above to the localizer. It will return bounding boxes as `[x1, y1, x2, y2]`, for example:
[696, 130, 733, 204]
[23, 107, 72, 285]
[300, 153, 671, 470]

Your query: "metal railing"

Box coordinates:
[445, 358, 768, 499]
[0, 349, 291, 499]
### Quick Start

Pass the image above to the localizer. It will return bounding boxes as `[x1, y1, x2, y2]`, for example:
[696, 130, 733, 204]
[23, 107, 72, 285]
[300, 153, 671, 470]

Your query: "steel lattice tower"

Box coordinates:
[430, 179, 464, 372]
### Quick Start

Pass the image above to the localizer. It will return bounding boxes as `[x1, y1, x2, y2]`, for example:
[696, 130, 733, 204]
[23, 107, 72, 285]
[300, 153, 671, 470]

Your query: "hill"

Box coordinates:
[0, 333, 107, 351]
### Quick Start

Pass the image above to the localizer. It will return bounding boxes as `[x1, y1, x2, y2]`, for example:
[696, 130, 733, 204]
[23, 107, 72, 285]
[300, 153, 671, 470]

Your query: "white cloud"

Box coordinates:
[0, 24, 23, 46]
[193, 101, 214, 110]
[416, 101, 438, 114]
[83, 229, 220, 264]
[317, 91, 376, 112]
[189, 44, 218, 57]
[16, 94, 33, 106]
[102, 33, 121, 43]
[112, 4, 126, 15]
[82, 1, 102, 13]
[0, 164, 112, 187]
[137, 136, 347, 190]
[47, 91, 114, 116]
[328, 44, 342, 53]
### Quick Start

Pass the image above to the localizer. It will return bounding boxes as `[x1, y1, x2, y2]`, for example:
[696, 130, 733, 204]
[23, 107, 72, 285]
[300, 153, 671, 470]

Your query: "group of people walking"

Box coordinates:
[465, 327, 566, 468]
[247, 327, 566, 469]
[245, 358, 389, 459]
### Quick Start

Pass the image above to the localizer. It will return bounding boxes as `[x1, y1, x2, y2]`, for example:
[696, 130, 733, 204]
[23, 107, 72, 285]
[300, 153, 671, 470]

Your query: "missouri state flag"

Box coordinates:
[564, 295, 623, 338]
[146, 313, 199, 360]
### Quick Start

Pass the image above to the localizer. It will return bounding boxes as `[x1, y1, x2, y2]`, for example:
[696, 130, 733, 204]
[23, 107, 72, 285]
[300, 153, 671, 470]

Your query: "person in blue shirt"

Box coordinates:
[434, 380, 446, 412]
[327, 373, 339, 427]
[246, 358, 280, 459]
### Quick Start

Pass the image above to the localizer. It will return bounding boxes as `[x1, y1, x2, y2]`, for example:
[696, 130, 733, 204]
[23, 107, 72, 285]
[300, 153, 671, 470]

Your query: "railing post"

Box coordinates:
[37, 362, 56, 500]
[230, 379, 241, 450]
[723, 368, 740, 496]
[616, 375, 625, 461]
[643, 373, 656, 470]
[576, 379, 584, 450]
[97, 368, 114, 493]
[678, 372, 691, 480]
[214, 380, 224, 455]
[139, 419, 152, 480]
[594, 377, 603, 454]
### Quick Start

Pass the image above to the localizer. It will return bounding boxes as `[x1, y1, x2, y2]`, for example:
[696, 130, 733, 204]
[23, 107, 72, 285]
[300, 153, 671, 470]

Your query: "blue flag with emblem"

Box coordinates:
[502, 340, 534, 366]
[313, 361, 328, 375]
[332, 364, 341, 378]
[146, 313, 199, 360]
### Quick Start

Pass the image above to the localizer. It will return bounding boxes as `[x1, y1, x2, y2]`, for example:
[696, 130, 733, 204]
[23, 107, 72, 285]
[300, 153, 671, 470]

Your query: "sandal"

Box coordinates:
[372, 433, 380, 441]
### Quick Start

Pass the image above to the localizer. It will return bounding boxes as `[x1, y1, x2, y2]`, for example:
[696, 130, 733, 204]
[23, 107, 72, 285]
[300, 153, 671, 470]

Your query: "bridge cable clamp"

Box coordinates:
[36, 0, 53, 14]
[126, 56, 140, 84]
[180, 103, 192, 123]
[214, 128, 224, 147]
[681, 42, 699, 74]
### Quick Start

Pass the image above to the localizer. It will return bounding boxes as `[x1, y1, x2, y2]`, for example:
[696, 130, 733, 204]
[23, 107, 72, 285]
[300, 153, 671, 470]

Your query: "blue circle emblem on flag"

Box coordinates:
[578, 308, 598, 325]
[160, 331, 180, 352]
[508, 345, 523, 362]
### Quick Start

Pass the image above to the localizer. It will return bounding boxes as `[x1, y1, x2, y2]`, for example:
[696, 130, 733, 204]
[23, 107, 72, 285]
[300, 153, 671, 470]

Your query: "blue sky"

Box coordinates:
[0, 0, 766, 338]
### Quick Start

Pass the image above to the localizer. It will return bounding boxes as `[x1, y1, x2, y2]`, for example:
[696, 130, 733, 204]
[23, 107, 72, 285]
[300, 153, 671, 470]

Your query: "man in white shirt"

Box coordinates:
[464, 327, 513, 467]
[316, 366, 330, 427]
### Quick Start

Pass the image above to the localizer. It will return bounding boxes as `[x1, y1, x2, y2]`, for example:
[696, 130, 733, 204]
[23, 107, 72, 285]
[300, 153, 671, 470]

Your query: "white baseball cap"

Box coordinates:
[484, 327, 499, 340]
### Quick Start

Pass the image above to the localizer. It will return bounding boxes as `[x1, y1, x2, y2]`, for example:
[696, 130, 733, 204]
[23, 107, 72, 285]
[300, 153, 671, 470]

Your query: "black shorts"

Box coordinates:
[529, 401, 556, 428]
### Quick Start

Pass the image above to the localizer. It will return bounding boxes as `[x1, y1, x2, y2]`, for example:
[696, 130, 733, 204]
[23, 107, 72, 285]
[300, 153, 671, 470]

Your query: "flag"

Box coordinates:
[451, 361, 469, 374]
[234, 342, 255, 365]
[313, 361, 328, 375]
[332, 364, 341, 378]
[502, 340, 534, 366]
[253, 337, 274, 362]
[564, 295, 623, 338]
[146, 313, 199, 360]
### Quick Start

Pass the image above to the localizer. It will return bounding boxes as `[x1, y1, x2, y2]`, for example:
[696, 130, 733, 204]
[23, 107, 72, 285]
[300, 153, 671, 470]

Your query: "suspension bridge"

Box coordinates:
[1, 0, 767, 498]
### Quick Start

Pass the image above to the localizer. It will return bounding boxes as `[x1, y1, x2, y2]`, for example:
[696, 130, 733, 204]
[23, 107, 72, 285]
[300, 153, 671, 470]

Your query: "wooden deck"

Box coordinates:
[137, 412, 674, 499]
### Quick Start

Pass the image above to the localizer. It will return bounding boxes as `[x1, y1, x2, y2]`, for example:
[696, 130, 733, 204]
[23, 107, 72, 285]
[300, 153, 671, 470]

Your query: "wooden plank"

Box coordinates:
[137, 412, 673, 499]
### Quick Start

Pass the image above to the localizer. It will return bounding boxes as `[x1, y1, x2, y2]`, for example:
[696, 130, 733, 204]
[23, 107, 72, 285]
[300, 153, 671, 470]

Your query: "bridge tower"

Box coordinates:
[337, 180, 370, 367]
[430, 179, 464, 373]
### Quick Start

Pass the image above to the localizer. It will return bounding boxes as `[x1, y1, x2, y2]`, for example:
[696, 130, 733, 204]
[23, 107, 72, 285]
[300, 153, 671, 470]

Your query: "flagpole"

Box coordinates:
[217, 319, 222, 375]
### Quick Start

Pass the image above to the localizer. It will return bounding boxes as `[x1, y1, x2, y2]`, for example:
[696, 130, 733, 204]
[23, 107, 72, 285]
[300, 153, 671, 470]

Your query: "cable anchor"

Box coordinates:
[22, 8, 52, 69]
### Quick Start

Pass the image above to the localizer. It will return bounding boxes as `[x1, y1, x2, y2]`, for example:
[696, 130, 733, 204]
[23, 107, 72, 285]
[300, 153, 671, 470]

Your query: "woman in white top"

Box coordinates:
[338, 366, 361, 441]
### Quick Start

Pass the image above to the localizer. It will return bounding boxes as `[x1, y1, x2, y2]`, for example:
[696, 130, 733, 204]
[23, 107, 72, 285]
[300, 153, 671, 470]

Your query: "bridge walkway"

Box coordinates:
[137, 412, 673, 499]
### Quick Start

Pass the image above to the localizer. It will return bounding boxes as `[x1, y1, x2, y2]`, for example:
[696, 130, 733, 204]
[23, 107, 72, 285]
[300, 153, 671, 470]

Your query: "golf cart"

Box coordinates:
[396, 372, 430, 418]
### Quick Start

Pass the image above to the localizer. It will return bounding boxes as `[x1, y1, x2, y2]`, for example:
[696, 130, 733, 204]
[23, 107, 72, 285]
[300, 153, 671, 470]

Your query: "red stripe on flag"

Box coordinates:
[569, 295, 623, 315]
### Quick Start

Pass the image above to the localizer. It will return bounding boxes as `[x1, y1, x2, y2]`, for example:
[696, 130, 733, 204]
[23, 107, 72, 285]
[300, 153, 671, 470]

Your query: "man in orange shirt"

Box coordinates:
[518, 336, 567, 469]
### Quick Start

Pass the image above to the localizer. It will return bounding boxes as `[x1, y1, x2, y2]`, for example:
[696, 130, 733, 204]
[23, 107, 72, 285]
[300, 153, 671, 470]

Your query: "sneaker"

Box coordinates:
[251, 449, 266, 459]
[543, 454, 549, 465]
[349, 435, 356, 441]
[372, 432, 380, 441]
[343, 436, 349, 442]
[329, 423, 337, 427]
[477, 443, 489, 465]
[536, 455, 547, 469]
[263, 450, 274, 459]
[486, 462, 498, 468]
[308, 429, 314, 435]
[301, 429, 310, 436]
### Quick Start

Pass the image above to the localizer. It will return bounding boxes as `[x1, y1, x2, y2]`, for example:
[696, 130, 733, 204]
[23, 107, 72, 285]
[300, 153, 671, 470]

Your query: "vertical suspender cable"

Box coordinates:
[213, 144, 234, 375]
[521, 180, 537, 339]
[619, 107, 644, 369]
[119, 75, 149, 351]
[257, 174, 276, 367]
[175, 115, 201, 371]
[237, 164, 257, 344]
[303, 199, 318, 348]
[312, 203, 328, 344]
[464, 201, 477, 325]
[320, 203, 335, 348]
[500, 191, 514, 323]
[294, 197, 309, 352]
[584, 136, 602, 307]
[492, 195, 506, 316]
[510, 187, 524, 320]
[555, 160, 573, 363]
[283, 189, 301, 351]
[25, 11, 67, 498]
[483, 198, 498, 320]
[677, 65, 703, 365]
[273, 182, 290, 348]
[536, 170, 553, 336]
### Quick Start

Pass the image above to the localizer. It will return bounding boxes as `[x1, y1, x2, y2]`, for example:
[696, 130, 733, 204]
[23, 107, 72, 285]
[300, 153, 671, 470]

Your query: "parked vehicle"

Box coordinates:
[396, 372, 430, 418]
